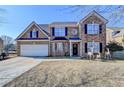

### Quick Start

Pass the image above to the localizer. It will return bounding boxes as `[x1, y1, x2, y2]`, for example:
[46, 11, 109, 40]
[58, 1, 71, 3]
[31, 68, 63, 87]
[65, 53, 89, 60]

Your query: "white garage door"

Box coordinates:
[20, 44, 48, 57]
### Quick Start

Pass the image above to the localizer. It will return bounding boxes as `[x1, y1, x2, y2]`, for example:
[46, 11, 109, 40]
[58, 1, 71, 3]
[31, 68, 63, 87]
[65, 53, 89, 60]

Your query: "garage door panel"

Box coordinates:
[20, 45, 48, 56]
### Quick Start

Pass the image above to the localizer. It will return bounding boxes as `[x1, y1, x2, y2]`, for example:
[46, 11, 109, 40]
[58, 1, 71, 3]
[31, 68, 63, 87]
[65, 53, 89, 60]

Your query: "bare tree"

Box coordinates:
[63, 5, 124, 25]
[1, 35, 14, 52]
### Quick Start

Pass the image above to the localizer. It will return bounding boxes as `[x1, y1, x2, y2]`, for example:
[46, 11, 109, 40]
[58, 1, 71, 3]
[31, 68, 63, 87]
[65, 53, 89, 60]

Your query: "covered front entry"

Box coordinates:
[69, 40, 81, 57]
[51, 40, 81, 57]
[72, 43, 78, 56]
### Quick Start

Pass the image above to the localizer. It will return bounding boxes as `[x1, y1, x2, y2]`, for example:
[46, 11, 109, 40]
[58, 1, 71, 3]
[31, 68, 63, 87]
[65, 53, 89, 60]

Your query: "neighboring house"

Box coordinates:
[106, 28, 114, 44]
[0, 38, 3, 53]
[106, 27, 124, 46]
[16, 11, 108, 57]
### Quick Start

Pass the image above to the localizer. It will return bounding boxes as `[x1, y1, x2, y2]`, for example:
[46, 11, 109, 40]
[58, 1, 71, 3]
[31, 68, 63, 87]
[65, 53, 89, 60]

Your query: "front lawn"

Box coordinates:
[4, 59, 124, 87]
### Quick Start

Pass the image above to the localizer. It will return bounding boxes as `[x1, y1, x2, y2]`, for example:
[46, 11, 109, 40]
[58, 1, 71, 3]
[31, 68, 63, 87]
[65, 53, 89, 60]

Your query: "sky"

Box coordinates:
[0, 5, 123, 39]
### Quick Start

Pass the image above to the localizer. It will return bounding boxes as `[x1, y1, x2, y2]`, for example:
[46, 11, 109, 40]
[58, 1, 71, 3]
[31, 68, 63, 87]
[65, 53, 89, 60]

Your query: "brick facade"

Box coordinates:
[80, 13, 106, 56]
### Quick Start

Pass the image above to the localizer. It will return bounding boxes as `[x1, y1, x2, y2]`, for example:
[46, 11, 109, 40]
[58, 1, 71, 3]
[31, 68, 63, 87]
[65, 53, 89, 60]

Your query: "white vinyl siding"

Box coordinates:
[87, 24, 99, 34]
[55, 28, 65, 36]
[87, 42, 100, 53]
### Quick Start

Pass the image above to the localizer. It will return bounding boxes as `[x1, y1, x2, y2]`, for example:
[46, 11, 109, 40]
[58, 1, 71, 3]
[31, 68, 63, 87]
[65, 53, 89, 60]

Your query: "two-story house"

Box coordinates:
[16, 11, 108, 57]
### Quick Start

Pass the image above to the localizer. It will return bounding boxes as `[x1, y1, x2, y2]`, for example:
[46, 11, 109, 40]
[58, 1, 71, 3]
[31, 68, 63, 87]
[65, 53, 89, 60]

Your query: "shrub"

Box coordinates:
[106, 42, 123, 52]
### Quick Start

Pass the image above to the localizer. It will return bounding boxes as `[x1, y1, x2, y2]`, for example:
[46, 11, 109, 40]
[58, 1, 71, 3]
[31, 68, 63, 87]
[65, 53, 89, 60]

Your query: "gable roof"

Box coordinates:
[79, 10, 108, 23]
[16, 21, 49, 40]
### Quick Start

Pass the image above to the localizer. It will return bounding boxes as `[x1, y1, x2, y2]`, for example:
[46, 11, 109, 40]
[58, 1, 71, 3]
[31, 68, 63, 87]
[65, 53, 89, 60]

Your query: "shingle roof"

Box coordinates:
[53, 37, 68, 40]
[113, 30, 124, 37]
[50, 22, 77, 26]
[38, 24, 50, 36]
[69, 38, 81, 40]
[107, 27, 124, 31]
[17, 38, 49, 40]
[38, 24, 49, 32]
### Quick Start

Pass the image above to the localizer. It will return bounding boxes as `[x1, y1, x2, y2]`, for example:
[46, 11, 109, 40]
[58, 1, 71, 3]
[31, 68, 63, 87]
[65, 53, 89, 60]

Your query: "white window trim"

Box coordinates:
[87, 24, 99, 35]
[55, 28, 65, 36]
[32, 31, 37, 38]
[31, 29, 37, 38]
[87, 42, 100, 53]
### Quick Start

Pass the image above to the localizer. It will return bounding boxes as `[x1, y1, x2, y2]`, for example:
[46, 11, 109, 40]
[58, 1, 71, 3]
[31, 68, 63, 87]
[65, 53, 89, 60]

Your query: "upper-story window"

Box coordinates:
[87, 24, 99, 34]
[70, 28, 78, 36]
[55, 28, 65, 36]
[32, 31, 37, 38]
[30, 29, 38, 38]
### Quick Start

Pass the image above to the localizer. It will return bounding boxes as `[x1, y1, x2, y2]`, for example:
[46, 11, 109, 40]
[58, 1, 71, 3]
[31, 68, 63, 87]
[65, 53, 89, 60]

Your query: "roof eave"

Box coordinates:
[16, 21, 50, 40]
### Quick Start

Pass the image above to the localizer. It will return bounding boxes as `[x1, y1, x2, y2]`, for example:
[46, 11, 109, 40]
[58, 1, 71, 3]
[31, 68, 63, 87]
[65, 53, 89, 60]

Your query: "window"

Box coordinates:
[55, 28, 65, 36]
[32, 31, 37, 38]
[71, 28, 78, 35]
[87, 42, 99, 53]
[87, 24, 99, 34]
[57, 43, 63, 52]
[55, 43, 64, 52]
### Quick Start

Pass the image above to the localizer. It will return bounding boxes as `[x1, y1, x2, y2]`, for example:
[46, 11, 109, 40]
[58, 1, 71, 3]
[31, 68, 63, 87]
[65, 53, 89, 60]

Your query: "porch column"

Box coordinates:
[80, 41, 82, 57]
[69, 41, 72, 57]
[52, 42, 55, 56]
[48, 41, 50, 56]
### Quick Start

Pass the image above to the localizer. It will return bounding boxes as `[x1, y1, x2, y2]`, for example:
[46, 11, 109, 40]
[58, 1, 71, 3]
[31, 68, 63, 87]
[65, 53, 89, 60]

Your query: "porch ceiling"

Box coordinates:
[69, 38, 81, 42]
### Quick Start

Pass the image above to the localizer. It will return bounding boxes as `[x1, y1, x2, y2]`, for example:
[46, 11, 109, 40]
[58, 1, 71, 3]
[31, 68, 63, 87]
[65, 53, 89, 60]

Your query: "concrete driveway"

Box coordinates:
[0, 57, 43, 87]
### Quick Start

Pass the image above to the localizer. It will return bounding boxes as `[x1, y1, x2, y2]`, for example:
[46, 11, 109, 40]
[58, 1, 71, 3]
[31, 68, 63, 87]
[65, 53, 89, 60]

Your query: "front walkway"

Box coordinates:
[0, 57, 43, 86]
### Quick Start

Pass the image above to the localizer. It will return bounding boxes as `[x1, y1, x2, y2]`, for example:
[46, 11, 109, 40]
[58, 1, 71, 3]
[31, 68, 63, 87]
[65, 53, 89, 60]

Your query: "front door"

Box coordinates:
[73, 44, 78, 56]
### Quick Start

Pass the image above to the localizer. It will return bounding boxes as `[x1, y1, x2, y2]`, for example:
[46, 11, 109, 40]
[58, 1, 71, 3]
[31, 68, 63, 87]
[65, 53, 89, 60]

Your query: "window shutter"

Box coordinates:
[85, 24, 87, 34]
[30, 31, 32, 38]
[85, 43, 87, 53]
[99, 25, 102, 34]
[52, 27, 55, 36]
[100, 43, 102, 53]
[36, 31, 38, 38]
[65, 27, 68, 36]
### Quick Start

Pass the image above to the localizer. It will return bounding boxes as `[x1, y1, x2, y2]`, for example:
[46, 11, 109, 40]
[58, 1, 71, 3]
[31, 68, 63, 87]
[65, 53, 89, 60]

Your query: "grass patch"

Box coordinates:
[4, 60, 124, 87]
